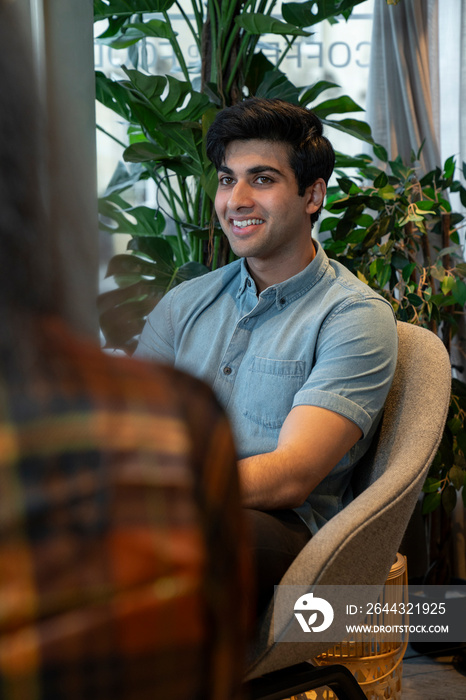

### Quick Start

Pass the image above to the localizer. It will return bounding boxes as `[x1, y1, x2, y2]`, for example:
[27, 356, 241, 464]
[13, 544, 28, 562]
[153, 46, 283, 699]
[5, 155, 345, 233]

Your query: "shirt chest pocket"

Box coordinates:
[242, 356, 306, 430]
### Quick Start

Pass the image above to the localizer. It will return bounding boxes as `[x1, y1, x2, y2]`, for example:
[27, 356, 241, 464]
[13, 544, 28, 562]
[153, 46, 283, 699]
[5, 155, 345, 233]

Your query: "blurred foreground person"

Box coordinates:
[0, 3, 252, 699]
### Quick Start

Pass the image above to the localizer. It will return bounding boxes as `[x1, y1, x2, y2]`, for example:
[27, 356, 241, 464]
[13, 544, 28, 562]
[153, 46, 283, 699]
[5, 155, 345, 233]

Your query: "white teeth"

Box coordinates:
[233, 218, 264, 228]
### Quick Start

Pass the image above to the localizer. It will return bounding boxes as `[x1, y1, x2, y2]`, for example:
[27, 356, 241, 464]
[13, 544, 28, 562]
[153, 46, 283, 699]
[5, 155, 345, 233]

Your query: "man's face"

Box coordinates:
[214, 139, 322, 271]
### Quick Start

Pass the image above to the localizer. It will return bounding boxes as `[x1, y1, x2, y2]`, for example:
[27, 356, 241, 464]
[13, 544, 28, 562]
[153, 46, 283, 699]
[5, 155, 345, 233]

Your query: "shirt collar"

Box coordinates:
[236, 240, 329, 307]
[237, 260, 255, 297]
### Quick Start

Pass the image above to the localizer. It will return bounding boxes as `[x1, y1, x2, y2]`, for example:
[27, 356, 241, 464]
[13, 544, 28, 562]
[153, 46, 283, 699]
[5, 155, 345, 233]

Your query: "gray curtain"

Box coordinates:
[366, 0, 440, 174]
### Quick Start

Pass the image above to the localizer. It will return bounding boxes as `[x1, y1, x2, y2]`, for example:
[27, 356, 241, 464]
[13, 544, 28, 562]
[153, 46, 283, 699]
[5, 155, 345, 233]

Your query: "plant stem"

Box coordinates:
[96, 124, 127, 149]
[193, 182, 203, 227]
[175, 1, 200, 51]
[221, 25, 241, 73]
[221, 0, 246, 72]
[276, 36, 297, 70]
[223, 0, 258, 83]
[226, 38, 249, 95]
[207, 0, 219, 84]
[177, 174, 192, 223]
[164, 167, 188, 264]
[190, 0, 205, 33]
[200, 188, 211, 228]
[165, 267, 179, 293]
[163, 10, 191, 83]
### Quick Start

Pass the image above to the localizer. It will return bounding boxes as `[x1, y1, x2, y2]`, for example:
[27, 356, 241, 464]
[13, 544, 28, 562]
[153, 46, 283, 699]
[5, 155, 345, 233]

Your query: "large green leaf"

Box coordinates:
[105, 254, 161, 280]
[333, 152, 372, 169]
[122, 69, 210, 124]
[99, 195, 166, 236]
[313, 95, 364, 119]
[156, 122, 202, 163]
[127, 235, 175, 269]
[122, 70, 167, 118]
[245, 52, 276, 96]
[101, 161, 148, 198]
[449, 465, 465, 491]
[96, 28, 143, 49]
[123, 143, 201, 177]
[322, 117, 374, 144]
[99, 295, 160, 353]
[452, 280, 466, 307]
[98, 256, 209, 352]
[299, 80, 340, 106]
[123, 142, 171, 163]
[422, 490, 442, 515]
[118, 70, 210, 160]
[235, 14, 311, 37]
[254, 70, 300, 103]
[98, 279, 162, 314]
[96, 71, 134, 123]
[176, 261, 210, 282]
[282, 0, 367, 28]
[94, 0, 176, 20]
[95, 16, 129, 39]
[95, 19, 174, 47]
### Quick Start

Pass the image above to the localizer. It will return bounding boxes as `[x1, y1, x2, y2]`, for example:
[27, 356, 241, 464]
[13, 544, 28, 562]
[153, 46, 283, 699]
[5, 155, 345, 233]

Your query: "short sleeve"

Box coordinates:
[134, 289, 176, 364]
[292, 297, 398, 437]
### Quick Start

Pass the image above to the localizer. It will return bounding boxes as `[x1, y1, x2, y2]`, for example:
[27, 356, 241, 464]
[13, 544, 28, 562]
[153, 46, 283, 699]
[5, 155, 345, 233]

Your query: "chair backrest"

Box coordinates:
[246, 321, 452, 679]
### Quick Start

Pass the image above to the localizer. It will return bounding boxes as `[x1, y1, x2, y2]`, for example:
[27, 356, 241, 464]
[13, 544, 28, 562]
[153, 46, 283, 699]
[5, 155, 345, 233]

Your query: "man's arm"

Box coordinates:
[238, 404, 362, 509]
[134, 292, 176, 363]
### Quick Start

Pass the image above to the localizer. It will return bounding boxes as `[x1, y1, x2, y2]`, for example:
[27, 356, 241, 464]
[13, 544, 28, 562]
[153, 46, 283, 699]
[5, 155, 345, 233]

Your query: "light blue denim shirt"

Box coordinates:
[135, 241, 398, 534]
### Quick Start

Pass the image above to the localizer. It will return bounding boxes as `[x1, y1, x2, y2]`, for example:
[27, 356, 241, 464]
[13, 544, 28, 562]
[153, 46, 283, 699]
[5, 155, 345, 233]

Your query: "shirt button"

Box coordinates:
[279, 297, 286, 305]
[246, 279, 251, 287]
[223, 366, 232, 375]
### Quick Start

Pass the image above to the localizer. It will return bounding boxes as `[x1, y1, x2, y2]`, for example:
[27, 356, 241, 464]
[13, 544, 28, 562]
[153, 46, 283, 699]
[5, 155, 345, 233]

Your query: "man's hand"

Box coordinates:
[238, 405, 362, 509]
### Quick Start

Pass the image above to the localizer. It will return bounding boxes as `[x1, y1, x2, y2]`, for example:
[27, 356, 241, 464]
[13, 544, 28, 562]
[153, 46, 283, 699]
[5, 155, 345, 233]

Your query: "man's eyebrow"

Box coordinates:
[248, 165, 284, 176]
[217, 164, 284, 176]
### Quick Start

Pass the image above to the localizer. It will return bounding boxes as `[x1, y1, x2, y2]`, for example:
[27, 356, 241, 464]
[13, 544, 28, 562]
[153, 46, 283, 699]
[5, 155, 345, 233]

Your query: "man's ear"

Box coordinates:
[305, 178, 326, 215]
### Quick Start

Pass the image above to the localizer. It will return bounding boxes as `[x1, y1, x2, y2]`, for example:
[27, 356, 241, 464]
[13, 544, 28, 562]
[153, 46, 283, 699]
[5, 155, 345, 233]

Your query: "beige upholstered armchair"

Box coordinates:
[245, 322, 452, 699]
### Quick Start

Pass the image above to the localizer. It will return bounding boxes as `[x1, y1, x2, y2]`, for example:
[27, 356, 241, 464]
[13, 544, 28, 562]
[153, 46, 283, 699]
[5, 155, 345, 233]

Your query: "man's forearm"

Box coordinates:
[237, 404, 363, 511]
[238, 450, 312, 510]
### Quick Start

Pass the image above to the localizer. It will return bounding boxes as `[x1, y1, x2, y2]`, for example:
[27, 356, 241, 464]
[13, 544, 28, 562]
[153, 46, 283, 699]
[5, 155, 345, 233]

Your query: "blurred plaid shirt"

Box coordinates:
[0, 317, 252, 700]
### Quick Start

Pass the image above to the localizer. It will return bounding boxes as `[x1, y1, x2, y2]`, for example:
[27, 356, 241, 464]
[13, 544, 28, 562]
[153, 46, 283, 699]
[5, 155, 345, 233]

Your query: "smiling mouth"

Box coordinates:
[232, 218, 265, 228]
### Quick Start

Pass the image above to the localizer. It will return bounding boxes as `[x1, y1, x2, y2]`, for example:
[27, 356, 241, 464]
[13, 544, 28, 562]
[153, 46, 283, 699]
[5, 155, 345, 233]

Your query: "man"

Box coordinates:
[136, 98, 398, 613]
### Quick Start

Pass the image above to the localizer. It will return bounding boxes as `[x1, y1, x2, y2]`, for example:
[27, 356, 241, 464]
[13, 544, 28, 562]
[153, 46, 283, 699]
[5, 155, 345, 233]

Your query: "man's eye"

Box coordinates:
[256, 176, 273, 184]
[219, 176, 233, 186]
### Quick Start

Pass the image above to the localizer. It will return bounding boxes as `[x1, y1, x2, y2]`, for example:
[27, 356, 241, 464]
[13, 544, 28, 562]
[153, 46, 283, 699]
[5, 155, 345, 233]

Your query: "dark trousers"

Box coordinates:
[245, 508, 312, 617]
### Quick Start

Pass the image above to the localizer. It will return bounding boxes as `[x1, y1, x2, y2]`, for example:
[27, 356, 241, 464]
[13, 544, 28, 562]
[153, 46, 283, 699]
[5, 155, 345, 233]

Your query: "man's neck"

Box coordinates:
[247, 239, 316, 293]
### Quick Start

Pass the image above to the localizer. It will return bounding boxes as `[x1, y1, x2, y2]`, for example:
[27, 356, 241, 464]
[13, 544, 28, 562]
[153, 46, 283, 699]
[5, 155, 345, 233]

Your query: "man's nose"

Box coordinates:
[227, 180, 254, 210]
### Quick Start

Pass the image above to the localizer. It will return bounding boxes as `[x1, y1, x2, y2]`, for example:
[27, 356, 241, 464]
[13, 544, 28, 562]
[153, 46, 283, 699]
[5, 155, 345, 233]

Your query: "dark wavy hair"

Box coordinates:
[206, 98, 335, 225]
